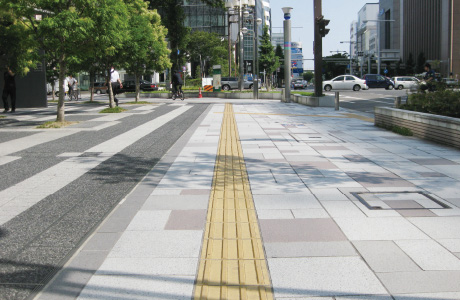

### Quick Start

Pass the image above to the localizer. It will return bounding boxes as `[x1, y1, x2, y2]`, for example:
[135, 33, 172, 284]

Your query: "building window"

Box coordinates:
[385, 10, 391, 49]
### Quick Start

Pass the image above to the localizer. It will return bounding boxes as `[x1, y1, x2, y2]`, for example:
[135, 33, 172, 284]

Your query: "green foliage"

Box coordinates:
[258, 26, 279, 90]
[99, 107, 127, 113]
[303, 72, 314, 82]
[274, 44, 284, 87]
[376, 123, 413, 136]
[0, 3, 38, 75]
[402, 90, 460, 118]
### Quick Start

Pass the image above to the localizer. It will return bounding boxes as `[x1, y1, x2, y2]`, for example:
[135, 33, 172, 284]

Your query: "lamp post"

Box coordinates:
[363, 19, 394, 74]
[225, 1, 239, 78]
[282, 7, 292, 102]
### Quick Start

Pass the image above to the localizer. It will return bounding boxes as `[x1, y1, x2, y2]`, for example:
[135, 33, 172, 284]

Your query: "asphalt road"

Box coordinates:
[0, 102, 209, 299]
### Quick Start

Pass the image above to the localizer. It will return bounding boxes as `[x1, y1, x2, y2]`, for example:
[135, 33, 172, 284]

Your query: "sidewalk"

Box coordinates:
[33, 99, 460, 300]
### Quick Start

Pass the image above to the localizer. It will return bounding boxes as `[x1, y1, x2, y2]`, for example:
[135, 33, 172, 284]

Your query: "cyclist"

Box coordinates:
[67, 75, 78, 100]
[421, 63, 436, 92]
[171, 70, 183, 99]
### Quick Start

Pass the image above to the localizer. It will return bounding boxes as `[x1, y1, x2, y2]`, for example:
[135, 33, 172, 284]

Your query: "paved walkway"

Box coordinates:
[3, 98, 460, 299]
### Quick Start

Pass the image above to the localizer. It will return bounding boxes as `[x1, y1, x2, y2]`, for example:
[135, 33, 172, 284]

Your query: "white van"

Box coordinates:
[392, 77, 420, 90]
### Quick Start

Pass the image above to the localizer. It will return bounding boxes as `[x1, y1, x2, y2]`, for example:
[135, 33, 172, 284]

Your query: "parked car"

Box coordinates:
[363, 74, 394, 89]
[442, 78, 459, 88]
[391, 77, 420, 90]
[221, 77, 260, 90]
[93, 82, 108, 94]
[323, 75, 368, 91]
[121, 80, 158, 92]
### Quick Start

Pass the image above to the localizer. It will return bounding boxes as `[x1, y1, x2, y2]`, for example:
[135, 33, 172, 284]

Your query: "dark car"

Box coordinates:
[93, 82, 108, 94]
[363, 74, 394, 90]
[122, 80, 159, 92]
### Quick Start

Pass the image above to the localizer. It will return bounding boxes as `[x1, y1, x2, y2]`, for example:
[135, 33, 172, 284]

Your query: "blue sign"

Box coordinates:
[384, 69, 388, 74]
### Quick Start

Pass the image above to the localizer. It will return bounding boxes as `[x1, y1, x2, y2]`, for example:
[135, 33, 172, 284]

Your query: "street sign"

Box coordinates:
[384, 69, 388, 74]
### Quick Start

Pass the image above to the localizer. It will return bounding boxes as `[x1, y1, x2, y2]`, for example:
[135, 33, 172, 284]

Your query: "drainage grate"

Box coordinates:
[351, 191, 451, 210]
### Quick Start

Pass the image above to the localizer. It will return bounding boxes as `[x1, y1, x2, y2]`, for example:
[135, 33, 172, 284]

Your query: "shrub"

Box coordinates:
[402, 89, 460, 118]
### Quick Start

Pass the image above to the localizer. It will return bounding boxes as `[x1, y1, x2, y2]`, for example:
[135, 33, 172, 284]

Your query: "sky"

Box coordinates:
[270, 0, 375, 70]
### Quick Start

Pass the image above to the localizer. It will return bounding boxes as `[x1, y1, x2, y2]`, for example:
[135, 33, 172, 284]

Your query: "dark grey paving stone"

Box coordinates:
[82, 233, 122, 251]
[346, 172, 414, 188]
[67, 121, 107, 128]
[265, 241, 357, 258]
[417, 172, 448, 177]
[343, 155, 372, 163]
[164, 210, 207, 230]
[260, 218, 347, 243]
[0, 132, 36, 144]
[397, 209, 437, 217]
[377, 271, 460, 294]
[382, 200, 439, 217]
[410, 158, 459, 166]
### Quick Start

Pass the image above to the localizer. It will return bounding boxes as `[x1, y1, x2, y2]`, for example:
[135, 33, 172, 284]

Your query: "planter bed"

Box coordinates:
[375, 107, 460, 149]
[124, 92, 282, 100]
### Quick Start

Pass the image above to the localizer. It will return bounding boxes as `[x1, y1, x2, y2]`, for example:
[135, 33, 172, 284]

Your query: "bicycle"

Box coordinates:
[171, 87, 184, 101]
[68, 88, 79, 101]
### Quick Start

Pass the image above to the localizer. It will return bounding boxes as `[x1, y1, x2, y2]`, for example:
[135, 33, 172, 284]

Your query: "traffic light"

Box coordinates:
[316, 15, 330, 38]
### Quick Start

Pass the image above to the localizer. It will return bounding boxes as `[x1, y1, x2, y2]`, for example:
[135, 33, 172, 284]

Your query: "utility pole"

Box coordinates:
[282, 7, 293, 102]
[313, 0, 329, 97]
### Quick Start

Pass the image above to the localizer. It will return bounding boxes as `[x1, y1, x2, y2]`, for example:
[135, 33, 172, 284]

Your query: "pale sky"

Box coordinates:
[270, 0, 376, 70]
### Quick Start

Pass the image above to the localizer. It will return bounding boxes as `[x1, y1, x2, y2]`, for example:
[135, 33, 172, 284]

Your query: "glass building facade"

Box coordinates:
[183, 0, 227, 35]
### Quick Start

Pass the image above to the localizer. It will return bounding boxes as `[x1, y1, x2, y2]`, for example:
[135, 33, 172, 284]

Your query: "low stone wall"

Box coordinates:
[375, 107, 460, 149]
[124, 92, 282, 100]
[291, 94, 335, 107]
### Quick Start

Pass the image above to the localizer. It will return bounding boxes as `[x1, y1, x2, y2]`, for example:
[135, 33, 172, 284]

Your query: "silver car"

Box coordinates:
[323, 75, 368, 91]
[392, 76, 420, 90]
[221, 77, 260, 90]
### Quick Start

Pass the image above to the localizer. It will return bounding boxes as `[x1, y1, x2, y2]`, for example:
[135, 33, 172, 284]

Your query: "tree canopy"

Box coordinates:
[258, 26, 279, 90]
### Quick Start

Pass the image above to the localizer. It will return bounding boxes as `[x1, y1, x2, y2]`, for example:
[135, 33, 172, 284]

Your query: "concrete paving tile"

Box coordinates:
[150, 189, 182, 195]
[142, 195, 209, 210]
[268, 257, 387, 298]
[395, 239, 460, 271]
[410, 158, 459, 165]
[83, 233, 123, 251]
[260, 218, 347, 243]
[334, 217, 429, 241]
[124, 210, 170, 231]
[336, 296, 393, 300]
[408, 217, 460, 239]
[96, 257, 198, 276]
[353, 241, 421, 272]
[321, 201, 367, 218]
[265, 241, 357, 258]
[180, 189, 210, 195]
[257, 209, 294, 219]
[293, 161, 339, 169]
[397, 209, 437, 217]
[310, 188, 350, 201]
[108, 231, 203, 258]
[346, 172, 415, 188]
[164, 210, 206, 230]
[437, 239, 460, 252]
[77, 274, 195, 300]
[393, 292, 460, 300]
[291, 209, 330, 219]
[253, 194, 321, 209]
[377, 271, 460, 294]
[446, 198, 460, 208]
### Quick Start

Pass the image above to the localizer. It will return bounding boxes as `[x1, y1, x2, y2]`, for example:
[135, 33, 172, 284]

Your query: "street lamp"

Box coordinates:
[340, 41, 357, 75]
[363, 19, 395, 75]
[282, 7, 293, 102]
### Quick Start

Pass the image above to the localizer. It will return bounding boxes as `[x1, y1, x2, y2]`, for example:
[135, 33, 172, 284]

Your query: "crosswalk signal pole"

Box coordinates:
[313, 0, 329, 97]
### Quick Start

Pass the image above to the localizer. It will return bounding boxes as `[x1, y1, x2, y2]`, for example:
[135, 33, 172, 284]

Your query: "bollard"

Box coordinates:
[394, 96, 401, 108]
[335, 92, 340, 110]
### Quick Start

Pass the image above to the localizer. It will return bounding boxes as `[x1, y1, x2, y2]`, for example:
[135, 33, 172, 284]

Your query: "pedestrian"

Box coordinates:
[421, 62, 436, 92]
[108, 66, 123, 106]
[2, 66, 16, 113]
[67, 74, 78, 100]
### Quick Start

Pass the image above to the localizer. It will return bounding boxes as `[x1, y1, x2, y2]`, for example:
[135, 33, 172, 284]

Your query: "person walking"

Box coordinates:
[2, 66, 16, 113]
[109, 66, 123, 106]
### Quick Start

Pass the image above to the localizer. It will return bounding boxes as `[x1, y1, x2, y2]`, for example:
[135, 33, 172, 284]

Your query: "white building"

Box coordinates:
[291, 42, 303, 78]
[357, 3, 379, 56]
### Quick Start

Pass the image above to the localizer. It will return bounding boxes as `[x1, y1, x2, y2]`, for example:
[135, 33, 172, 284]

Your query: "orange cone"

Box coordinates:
[198, 87, 202, 98]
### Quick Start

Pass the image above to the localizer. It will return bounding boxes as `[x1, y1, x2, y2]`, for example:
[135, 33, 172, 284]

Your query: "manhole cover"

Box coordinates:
[351, 191, 451, 210]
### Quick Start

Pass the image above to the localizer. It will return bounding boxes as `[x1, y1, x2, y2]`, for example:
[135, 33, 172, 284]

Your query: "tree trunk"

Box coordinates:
[135, 73, 139, 102]
[56, 57, 66, 122]
[52, 82, 55, 101]
[89, 70, 95, 102]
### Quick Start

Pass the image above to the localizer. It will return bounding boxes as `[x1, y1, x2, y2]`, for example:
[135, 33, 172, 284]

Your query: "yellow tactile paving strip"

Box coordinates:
[194, 104, 273, 300]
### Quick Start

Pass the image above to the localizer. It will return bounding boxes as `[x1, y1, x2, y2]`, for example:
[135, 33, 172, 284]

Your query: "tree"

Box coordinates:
[258, 26, 279, 91]
[122, 0, 170, 102]
[416, 52, 426, 74]
[303, 71, 314, 82]
[275, 44, 284, 87]
[0, 4, 38, 75]
[322, 53, 347, 79]
[395, 58, 403, 76]
[186, 30, 228, 80]
[406, 52, 415, 75]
